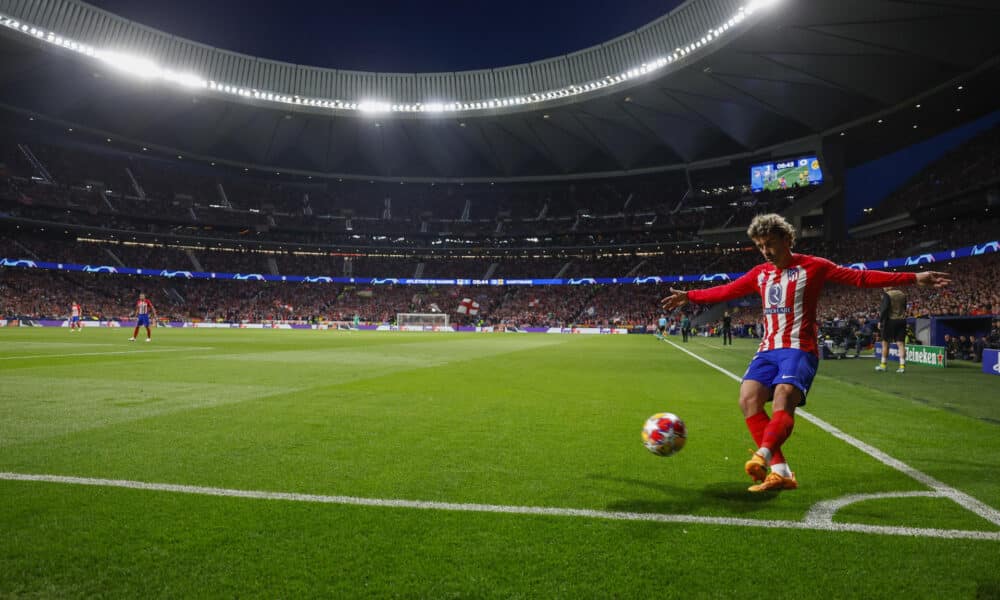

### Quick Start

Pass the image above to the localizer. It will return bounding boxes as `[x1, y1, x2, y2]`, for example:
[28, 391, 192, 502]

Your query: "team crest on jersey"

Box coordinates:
[786, 268, 799, 281]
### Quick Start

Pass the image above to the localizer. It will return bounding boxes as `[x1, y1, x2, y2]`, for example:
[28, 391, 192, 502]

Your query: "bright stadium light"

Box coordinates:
[0, 0, 779, 115]
[358, 101, 391, 114]
[745, 0, 781, 13]
[98, 51, 160, 79]
[164, 71, 207, 88]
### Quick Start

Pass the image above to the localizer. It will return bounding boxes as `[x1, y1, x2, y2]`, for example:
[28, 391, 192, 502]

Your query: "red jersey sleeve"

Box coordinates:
[817, 256, 918, 288]
[687, 265, 762, 305]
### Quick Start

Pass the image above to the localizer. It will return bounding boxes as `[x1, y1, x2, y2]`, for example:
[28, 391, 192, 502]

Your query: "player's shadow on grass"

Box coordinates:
[592, 475, 777, 515]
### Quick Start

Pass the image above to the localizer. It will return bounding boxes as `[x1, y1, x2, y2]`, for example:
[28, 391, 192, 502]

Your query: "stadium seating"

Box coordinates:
[1, 125, 998, 333]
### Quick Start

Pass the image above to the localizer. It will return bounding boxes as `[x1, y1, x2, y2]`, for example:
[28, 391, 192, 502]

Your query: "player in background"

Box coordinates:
[721, 310, 733, 346]
[657, 315, 667, 339]
[661, 214, 950, 492]
[876, 286, 908, 373]
[129, 292, 157, 342]
[69, 301, 82, 332]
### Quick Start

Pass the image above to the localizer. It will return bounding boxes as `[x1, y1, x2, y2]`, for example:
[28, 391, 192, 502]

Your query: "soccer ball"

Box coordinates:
[642, 412, 687, 457]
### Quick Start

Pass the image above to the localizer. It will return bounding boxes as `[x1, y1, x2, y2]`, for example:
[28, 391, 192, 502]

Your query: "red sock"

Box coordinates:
[746, 412, 786, 465]
[762, 410, 795, 457]
[133, 325, 140, 338]
[745, 412, 769, 447]
[146, 326, 151, 338]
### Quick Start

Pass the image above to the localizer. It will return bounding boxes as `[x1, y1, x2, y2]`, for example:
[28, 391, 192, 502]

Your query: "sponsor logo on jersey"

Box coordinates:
[767, 283, 784, 306]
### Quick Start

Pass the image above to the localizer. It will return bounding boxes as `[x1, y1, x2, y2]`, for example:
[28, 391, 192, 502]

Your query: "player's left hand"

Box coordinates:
[915, 271, 951, 288]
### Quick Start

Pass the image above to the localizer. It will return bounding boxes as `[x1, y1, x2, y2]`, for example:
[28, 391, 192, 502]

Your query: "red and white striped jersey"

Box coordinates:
[136, 298, 154, 315]
[71, 304, 81, 317]
[687, 254, 917, 356]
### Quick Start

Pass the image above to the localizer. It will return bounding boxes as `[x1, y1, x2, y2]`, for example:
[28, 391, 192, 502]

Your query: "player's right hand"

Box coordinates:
[660, 288, 689, 310]
[915, 271, 951, 288]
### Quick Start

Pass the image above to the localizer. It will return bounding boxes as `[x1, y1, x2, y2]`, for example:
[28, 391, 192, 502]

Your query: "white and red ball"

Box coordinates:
[641, 412, 687, 457]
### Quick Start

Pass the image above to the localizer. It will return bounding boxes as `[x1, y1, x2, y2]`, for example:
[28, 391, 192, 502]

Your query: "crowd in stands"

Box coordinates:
[2, 121, 999, 359]
[0, 128, 838, 251]
[862, 122, 1000, 223]
[5, 206, 997, 284]
[3, 249, 996, 342]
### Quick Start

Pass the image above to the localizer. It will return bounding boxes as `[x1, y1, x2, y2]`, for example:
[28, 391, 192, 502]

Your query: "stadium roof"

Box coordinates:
[1, 0, 999, 181]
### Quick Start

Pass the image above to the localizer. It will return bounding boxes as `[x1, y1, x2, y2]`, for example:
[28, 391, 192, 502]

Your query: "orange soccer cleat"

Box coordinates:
[744, 451, 767, 483]
[748, 471, 798, 492]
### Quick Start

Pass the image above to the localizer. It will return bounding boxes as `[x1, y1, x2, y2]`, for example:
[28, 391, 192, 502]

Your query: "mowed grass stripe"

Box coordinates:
[0, 347, 208, 360]
[0, 375, 297, 446]
[0, 334, 568, 448]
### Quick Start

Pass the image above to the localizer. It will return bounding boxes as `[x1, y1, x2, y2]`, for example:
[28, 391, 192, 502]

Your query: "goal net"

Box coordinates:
[397, 313, 450, 330]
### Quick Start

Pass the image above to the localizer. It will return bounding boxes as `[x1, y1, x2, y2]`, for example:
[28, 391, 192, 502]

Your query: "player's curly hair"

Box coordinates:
[747, 213, 796, 247]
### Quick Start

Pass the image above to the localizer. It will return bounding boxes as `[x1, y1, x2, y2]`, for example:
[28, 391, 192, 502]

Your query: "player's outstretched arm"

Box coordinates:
[660, 288, 689, 310]
[915, 271, 951, 288]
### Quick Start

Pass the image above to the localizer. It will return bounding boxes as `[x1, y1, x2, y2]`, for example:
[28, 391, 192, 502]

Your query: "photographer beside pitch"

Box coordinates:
[661, 214, 950, 492]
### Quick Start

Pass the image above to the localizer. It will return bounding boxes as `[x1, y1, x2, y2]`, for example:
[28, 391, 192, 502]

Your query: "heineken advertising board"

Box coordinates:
[874, 344, 947, 368]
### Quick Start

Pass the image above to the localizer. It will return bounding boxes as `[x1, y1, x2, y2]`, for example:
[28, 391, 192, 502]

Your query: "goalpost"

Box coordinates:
[397, 313, 450, 331]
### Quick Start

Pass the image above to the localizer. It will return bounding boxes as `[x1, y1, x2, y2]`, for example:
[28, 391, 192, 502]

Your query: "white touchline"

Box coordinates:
[0, 472, 997, 541]
[663, 339, 1000, 527]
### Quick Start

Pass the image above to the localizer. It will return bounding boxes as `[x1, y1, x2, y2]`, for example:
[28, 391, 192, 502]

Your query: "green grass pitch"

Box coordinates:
[1, 328, 999, 598]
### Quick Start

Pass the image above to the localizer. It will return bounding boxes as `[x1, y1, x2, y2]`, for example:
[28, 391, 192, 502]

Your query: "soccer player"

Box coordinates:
[69, 301, 82, 333]
[129, 292, 157, 342]
[876, 287, 907, 373]
[661, 214, 949, 492]
[657, 315, 667, 339]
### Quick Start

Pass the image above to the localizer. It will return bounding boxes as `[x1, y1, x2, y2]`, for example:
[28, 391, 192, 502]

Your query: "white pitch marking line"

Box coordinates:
[805, 491, 945, 525]
[0, 472, 997, 541]
[663, 339, 1000, 527]
[0, 347, 213, 360]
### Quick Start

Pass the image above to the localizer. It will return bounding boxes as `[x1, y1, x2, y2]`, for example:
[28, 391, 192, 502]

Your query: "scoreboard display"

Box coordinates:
[750, 156, 823, 192]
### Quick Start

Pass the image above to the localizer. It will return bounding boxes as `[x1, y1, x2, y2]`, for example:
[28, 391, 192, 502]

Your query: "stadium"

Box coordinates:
[1, 0, 999, 595]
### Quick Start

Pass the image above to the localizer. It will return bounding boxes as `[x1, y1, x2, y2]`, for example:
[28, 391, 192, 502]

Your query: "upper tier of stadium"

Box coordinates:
[1, 0, 999, 180]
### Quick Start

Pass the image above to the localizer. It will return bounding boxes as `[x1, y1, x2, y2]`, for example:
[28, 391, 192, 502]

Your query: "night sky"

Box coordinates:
[86, 0, 683, 73]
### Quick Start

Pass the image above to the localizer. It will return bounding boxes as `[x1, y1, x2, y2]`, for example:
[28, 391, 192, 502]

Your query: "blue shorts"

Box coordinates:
[742, 348, 819, 406]
[137, 314, 150, 327]
[71, 316, 79, 323]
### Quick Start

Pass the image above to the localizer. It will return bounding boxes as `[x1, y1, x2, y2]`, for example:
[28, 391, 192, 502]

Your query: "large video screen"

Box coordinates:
[750, 156, 823, 192]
